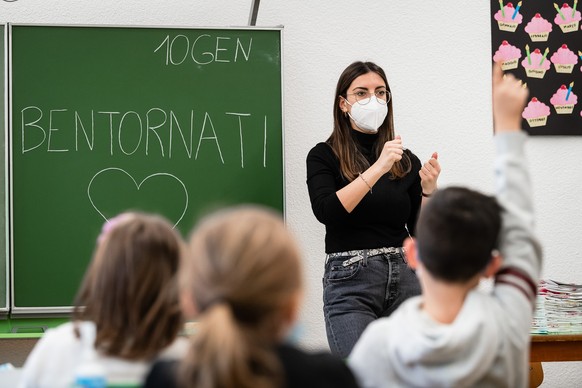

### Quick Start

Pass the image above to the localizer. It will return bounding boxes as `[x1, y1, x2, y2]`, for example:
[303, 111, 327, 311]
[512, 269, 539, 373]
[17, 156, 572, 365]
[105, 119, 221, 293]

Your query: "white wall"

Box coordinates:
[2, 1, 581, 386]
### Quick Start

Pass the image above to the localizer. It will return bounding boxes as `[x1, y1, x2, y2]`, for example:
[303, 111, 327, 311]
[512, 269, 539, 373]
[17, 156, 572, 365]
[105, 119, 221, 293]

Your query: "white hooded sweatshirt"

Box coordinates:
[348, 132, 542, 388]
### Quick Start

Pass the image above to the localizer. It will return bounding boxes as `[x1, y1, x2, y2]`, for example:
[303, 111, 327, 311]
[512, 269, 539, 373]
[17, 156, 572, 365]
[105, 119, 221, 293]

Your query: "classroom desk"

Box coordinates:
[529, 334, 582, 388]
[530, 334, 582, 362]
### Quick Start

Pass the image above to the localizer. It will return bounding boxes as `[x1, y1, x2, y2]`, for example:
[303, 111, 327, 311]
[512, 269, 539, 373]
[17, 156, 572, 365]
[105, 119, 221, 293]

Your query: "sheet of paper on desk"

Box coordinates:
[532, 279, 582, 334]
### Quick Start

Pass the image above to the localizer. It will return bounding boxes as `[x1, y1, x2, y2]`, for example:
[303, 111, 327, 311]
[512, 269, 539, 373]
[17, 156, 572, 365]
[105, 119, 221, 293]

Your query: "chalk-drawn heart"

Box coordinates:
[87, 167, 189, 228]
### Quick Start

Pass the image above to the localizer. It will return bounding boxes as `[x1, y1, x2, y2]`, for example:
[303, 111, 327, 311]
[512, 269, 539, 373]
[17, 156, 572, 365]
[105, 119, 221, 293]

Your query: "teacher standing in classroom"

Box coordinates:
[306, 61, 441, 358]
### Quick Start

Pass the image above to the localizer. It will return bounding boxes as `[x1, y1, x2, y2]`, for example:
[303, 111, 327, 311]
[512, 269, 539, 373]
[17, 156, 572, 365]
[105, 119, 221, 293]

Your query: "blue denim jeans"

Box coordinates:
[322, 247, 421, 358]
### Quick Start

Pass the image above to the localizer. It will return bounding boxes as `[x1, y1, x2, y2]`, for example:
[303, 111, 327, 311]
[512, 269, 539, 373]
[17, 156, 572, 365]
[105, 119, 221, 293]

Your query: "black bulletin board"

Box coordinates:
[491, 1, 581, 135]
[9, 25, 284, 314]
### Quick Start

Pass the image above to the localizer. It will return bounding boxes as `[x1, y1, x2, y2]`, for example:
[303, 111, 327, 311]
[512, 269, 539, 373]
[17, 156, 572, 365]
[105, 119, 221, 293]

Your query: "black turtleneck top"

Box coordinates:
[306, 131, 422, 254]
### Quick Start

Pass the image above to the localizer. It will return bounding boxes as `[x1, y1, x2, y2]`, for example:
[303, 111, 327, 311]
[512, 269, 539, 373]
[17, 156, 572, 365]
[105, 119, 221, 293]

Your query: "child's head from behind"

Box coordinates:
[74, 212, 183, 360]
[415, 187, 502, 283]
[180, 205, 302, 388]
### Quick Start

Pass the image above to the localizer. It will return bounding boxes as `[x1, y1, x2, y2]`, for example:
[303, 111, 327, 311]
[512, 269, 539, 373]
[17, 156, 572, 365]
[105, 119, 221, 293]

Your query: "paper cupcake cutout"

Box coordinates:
[550, 83, 577, 114]
[550, 44, 578, 73]
[522, 97, 551, 127]
[493, 41, 522, 70]
[494, 2, 524, 32]
[553, 2, 581, 33]
[522, 46, 551, 78]
[525, 13, 553, 41]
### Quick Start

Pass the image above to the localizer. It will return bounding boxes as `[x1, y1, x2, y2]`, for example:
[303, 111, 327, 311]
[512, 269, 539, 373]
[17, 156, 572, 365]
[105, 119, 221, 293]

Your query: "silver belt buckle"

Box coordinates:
[342, 254, 363, 267]
[383, 247, 398, 255]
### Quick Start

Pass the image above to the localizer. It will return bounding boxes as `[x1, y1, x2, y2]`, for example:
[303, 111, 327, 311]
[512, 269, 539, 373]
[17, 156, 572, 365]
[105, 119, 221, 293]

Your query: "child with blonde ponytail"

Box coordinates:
[145, 206, 359, 388]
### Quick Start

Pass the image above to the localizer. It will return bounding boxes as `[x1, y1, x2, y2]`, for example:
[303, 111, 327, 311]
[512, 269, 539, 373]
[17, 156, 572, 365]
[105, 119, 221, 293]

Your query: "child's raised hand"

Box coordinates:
[492, 64, 529, 133]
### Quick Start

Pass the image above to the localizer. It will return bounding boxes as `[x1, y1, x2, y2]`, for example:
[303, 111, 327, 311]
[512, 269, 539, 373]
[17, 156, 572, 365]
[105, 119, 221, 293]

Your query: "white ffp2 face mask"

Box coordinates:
[345, 97, 388, 133]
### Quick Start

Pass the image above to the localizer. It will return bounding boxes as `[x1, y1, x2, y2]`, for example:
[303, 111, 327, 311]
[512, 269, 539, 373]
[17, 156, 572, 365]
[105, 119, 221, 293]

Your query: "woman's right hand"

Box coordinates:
[375, 135, 404, 174]
[337, 135, 403, 213]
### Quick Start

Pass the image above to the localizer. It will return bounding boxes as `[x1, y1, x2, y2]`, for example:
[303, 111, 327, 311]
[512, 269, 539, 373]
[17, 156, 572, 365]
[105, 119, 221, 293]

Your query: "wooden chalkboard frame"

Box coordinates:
[8, 23, 285, 316]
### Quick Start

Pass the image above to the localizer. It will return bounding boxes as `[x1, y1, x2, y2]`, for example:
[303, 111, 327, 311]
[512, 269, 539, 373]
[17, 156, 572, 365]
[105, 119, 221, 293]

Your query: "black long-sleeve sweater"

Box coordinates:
[306, 131, 422, 253]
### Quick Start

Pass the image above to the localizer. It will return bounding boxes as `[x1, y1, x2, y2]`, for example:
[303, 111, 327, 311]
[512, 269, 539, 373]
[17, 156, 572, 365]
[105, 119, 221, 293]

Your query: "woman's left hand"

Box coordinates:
[420, 152, 441, 195]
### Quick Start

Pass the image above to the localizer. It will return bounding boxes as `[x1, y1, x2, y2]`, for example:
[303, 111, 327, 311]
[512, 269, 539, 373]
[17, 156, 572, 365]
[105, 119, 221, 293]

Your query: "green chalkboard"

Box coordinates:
[1, 24, 6, 314]
[10, 25, 284, 313]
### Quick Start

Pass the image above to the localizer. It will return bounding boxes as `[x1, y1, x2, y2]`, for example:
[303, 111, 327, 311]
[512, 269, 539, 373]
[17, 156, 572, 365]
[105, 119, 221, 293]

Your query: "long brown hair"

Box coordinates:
[179, 206, 303, 388]
[328, 61, 412, 181]
[73, 212, 183, 360]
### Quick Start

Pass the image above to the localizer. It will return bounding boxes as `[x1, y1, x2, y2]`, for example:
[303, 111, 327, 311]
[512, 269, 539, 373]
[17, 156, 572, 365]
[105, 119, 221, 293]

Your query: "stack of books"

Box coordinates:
[531, 279, 582, 334]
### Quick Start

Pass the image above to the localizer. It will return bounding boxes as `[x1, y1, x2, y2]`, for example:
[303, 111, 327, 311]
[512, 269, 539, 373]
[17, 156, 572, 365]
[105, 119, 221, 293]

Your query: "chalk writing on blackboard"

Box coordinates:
[20, 106, 270, 167]
[154, 34, 252, 65]
[10, 25, 283, 312]
[87, 167, 189, 228]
